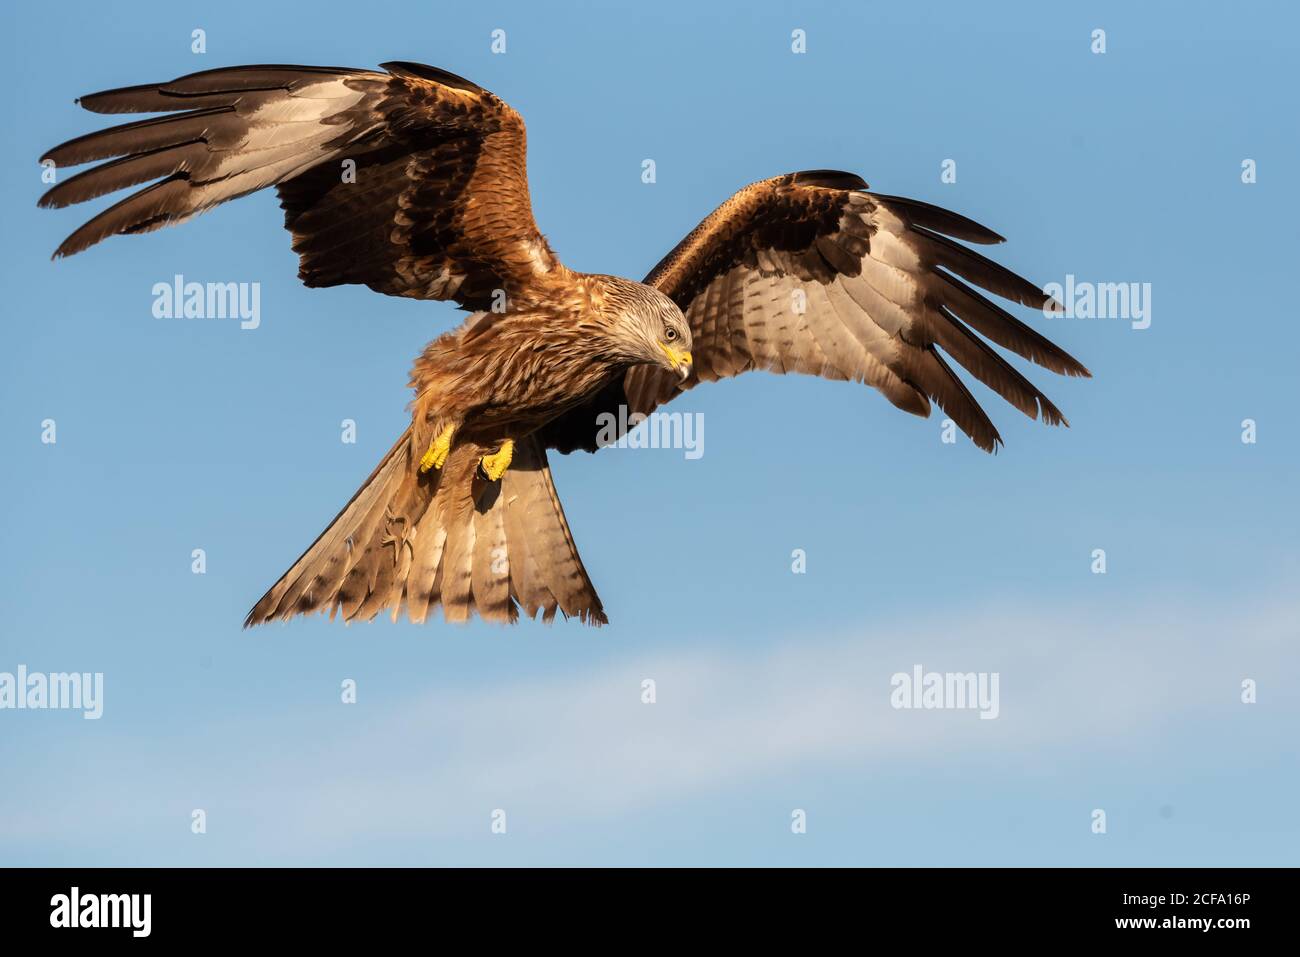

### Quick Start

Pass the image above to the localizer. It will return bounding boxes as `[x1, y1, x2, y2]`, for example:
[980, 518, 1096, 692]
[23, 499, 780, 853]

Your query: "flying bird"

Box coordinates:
[40, 61, 1089, 626]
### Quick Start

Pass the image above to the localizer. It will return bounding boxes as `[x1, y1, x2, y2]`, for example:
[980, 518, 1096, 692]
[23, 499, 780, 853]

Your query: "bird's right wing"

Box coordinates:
[642, 171, 1090, 451]
[541, 171, 1089, 455]
[40, 62, 566, 311]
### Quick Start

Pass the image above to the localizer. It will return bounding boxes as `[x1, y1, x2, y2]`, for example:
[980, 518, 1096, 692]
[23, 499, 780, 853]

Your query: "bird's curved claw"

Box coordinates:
[419, 424, 456, 473]
[478, 439, 515, 482]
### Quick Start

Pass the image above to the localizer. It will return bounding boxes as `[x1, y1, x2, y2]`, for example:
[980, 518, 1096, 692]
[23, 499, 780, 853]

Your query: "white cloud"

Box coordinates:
[2, 583, 1295, 860]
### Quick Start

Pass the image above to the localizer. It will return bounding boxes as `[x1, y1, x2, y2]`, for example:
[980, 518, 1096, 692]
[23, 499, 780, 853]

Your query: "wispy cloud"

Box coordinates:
[3, 583, 1295, 861]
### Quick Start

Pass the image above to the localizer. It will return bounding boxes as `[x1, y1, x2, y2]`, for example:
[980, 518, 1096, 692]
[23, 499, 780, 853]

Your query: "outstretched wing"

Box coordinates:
[39, 62, 565, 310]
[540, 171, 1088, 454]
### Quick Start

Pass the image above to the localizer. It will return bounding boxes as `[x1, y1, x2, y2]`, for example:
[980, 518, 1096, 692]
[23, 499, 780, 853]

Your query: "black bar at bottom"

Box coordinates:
[0, 867, 1281, 941]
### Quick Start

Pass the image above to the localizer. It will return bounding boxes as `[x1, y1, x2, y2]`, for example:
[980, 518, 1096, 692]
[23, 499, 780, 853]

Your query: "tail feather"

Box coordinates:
[500, 438, 593, 621]
[470, 486, 516, 624]
[500, 476, 553, 619]
[436, 452, 478, 624]
[245, 429, 606, 626]
[404, 505, 449, 625]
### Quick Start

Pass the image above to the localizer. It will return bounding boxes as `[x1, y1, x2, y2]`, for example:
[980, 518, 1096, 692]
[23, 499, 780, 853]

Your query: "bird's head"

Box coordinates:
[606, 280, 693, 379]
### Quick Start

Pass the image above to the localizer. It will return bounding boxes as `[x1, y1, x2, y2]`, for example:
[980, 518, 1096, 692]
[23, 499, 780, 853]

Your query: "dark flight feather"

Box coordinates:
[41, 63, 566, 310]
[546, 172, 1088, 456]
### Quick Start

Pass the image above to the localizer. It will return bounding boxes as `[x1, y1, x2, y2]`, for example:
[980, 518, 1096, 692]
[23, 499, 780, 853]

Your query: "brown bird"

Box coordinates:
[40, 61, 1089, 627]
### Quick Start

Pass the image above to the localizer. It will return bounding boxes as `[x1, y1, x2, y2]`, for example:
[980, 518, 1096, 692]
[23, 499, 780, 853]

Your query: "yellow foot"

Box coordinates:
[418, 424, 456, 473]
[478, 439, 515, 482]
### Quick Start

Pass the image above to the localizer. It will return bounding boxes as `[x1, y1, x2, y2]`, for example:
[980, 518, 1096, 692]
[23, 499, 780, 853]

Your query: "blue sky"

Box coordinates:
[1, 0, 1296, 865]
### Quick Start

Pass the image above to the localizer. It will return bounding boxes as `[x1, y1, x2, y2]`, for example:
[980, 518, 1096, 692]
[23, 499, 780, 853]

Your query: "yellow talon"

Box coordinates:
[419, 424, 456, 473]
[479, 439, 515, 482]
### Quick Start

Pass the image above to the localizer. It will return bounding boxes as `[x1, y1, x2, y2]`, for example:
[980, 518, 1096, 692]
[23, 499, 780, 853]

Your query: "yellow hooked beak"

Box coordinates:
[659, 341, 692, 379]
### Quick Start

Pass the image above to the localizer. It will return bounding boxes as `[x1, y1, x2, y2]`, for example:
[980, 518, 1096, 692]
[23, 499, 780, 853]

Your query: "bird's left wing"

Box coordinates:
[541, 170, 1089, 454]
[40, 62, 564, 310]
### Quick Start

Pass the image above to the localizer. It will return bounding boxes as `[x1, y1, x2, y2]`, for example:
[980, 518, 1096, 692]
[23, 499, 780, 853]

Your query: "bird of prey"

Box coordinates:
[40, 61, 1089, 627]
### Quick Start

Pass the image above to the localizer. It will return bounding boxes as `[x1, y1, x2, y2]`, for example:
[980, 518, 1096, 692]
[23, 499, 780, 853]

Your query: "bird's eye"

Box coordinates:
[664, 327, 678, 342]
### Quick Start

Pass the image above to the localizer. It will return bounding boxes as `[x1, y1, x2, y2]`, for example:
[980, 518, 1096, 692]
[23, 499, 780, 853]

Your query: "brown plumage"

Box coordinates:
[545, 172, 1090, 455]
[41, 62, 1090, 626]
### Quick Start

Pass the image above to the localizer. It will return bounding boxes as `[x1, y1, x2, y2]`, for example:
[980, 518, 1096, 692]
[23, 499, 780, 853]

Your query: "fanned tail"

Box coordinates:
[245, 429, 606, 626]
